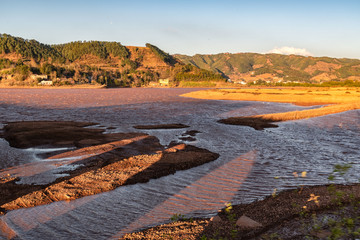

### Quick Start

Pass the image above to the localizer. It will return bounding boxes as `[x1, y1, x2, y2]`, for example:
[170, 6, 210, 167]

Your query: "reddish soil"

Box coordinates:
[0, 121, 219, 214]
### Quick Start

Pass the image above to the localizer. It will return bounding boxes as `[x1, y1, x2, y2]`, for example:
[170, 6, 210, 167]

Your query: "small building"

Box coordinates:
[234, 80, 247, 85]
[159, 79, 169, 86]
[39, 80, 53, 86]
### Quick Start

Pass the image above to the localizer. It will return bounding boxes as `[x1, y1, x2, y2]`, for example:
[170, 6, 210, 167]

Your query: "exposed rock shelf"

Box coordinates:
[0, 121, 219, 213]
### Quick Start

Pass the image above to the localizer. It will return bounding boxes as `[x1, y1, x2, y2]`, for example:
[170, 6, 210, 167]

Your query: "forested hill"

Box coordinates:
[175, 53, 360, 83]
[1, 33, 360, 87]
[0, 34, 224, 87]
[0, 34, 65, 62]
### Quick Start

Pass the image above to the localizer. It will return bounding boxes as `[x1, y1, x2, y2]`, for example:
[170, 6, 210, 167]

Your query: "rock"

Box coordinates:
[2, 121, 102, 148]
[165, 143, 186, 153]
[182, 130, 201, 136]
[179, 136, 196, 142]
[77, 139, 102, 147]
[210, 216, 222, 223]
[218, 117, 278, 130]
[133, 123, 189, 129]
[236, 215, 262, 228]
[310, 230, 331, 238]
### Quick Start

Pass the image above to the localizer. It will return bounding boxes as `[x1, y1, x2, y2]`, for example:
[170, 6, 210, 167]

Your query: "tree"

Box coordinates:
[40, 63, 55, 75]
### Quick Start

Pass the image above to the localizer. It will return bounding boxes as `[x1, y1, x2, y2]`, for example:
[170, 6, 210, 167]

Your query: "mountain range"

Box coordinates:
[1, 33, 359, 87]
[175, 53, 360, 83]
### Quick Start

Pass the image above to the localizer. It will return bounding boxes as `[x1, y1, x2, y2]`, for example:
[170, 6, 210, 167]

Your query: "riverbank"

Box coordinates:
[0, 83, 106, 89]
[122, 183, 360, 239]
[0, 81, 232, 89]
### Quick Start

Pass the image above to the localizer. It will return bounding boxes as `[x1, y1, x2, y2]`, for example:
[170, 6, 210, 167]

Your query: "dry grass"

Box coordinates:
[257, 102, 360, 122]
[182, 87, 360, 106]
[182, 87, 360, 124]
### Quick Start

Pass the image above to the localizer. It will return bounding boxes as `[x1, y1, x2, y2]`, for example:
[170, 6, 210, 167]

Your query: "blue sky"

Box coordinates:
[1, 0, 359, 58]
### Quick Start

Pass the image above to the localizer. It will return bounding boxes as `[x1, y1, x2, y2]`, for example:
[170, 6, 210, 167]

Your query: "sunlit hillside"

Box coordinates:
[175, 53, 360, 84]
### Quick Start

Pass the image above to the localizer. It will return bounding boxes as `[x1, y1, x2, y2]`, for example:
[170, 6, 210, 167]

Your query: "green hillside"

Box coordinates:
[2, 33, 359, 87]
[53, 41, 130, 61]
[175, 53, 360, 84]
[0, 34, 224, 87]
[0, 34, 64, 62]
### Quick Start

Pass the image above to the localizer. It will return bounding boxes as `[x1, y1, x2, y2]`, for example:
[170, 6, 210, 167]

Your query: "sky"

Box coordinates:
[1, 0, 359, 59]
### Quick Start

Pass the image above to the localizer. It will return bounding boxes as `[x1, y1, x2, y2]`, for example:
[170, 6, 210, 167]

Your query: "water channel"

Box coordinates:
[0, 88, 359, 239]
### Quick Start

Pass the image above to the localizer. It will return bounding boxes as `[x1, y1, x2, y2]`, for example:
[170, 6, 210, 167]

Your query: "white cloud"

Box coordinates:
[268, 46, 313, 56]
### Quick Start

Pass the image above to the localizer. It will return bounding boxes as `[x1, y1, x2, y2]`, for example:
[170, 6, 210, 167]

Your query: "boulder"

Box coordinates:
[236, 215, 262, 228]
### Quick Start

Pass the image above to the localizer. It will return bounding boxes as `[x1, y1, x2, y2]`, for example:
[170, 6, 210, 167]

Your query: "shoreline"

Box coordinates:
[0, 84, 106, 89]
[122, 183, 360, 239]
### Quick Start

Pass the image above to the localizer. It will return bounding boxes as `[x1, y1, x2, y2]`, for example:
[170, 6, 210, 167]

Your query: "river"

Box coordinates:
[0, 88, 359, 239]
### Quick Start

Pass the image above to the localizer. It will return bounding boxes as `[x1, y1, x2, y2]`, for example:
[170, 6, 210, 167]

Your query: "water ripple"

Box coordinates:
[0, 88, 359, 239]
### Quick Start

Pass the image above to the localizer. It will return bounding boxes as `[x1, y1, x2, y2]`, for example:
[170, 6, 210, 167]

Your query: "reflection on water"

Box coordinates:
[113, 151, 255, 238]
[0, 88, 359, 239]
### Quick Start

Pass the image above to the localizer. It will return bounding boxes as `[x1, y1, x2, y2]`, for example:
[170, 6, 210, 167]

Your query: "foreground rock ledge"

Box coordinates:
[121, 184, 360, 240]
[0, 121, 219, 213]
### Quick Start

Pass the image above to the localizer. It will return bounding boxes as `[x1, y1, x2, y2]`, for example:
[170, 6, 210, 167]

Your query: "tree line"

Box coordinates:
[0, 34, 228, 87]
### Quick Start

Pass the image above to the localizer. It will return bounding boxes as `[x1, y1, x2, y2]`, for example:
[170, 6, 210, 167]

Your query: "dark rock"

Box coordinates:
[133, 123, 189, 129]
[218, 117, 278, 130]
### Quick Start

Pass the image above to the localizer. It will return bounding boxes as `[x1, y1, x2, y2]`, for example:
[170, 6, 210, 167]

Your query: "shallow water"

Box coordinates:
[0, 88, 359, 239]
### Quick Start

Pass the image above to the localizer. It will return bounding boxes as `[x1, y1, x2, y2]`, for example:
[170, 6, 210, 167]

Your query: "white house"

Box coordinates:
[39, 80, 53, 86]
